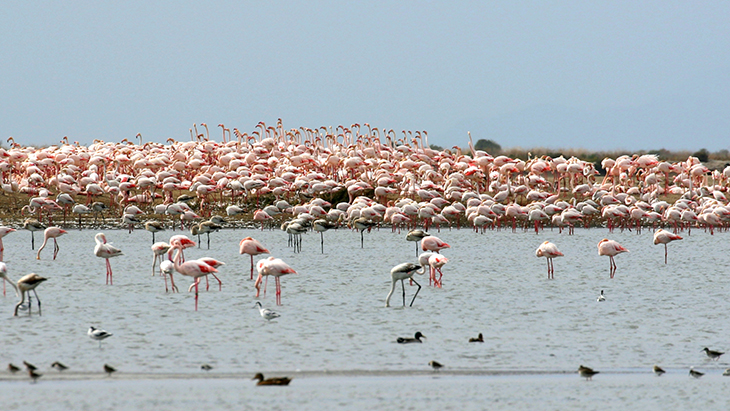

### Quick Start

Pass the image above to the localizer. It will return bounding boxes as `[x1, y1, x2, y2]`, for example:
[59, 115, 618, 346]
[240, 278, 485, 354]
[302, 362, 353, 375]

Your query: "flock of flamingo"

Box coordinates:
[0, 120, 726, 314]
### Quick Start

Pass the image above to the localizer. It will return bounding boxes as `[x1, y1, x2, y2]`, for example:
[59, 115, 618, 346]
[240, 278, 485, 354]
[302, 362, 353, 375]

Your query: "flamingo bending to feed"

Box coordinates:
[385, 262, 423, 307]
[95, 233, 123, 285]
[535, 241, 563, 279]
[0, 262, 19, 297]
[0, 227, 16, 261]
[14, 273, 47, 316]
[170, 239, 218, 311]
[240, 237, 269, 279]
[151, 242, 171, 275]
[36, 227, 67, 260]
[254, 256, 297, 306]
[159, 260, 177, 293]
[428, 254, 448, 288]
[597, 239, 628, 279]
[653, 229, 682, 264]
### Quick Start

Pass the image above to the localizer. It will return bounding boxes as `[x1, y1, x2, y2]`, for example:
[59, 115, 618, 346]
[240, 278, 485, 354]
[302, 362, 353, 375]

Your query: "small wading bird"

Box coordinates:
[51, 361, 68, 371]
[653, 229, 682, 264]
[23, 218, 45, 250]
[14, 274, 47, 316]
[29, 369, 42, 383]
[703, 347, 724, 361]
[578, 365, 599, 380]
[94, 233, 123, 285]
[689, 367, 704, 378]
[254, 301, 280, 321]
[653, 365, 666, 376]
[397, 332, 425, 344]
[385, 263, 423, 307]
[201, 364, 213, 371]
[104, 364, 116, 376]
[469, 333, 484, 343]
[8, 363, 20, 373]
[535, 241, 563, 279]
[252, 373, 291, 386]
[429, 360, 443, 370]
[597, 239, 628, 279]
[88, 326, 113, 348]
[23, 361, 36, 371]
[597, 290, 606, 302]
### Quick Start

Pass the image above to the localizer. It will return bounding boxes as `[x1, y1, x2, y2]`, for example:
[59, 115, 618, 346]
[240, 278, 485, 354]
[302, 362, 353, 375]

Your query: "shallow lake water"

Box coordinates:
[1, 224, 728, 409]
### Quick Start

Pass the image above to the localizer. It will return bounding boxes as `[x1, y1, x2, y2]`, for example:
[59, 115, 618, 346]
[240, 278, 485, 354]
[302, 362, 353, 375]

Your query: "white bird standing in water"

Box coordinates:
[254, 301, 280, 321]
[597, 290, 606, 302]
[88, 326, 113, 348]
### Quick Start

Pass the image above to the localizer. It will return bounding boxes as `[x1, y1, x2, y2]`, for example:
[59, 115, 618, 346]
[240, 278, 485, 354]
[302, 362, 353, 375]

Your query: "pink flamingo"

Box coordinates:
[0, 227, 16, 261]
[240, 237, 270, 279]
[94, 233, 123, 285]
[170, 239, 219, 311]
[159, 260, 177, 293]
[536, 241, 563, 279]
[168, 235, 195, 262]
[0, 262, 19, 297]
[428, 254, 448, 288]
[36, 227, 67, 260]
[421, 235, 450, 253]
[254, 256, 297, 306]
[253, 209, 272, 230]
[597, 239, 628, 279]
[194, 257, 225, 291]
[653, 229, 682, 264]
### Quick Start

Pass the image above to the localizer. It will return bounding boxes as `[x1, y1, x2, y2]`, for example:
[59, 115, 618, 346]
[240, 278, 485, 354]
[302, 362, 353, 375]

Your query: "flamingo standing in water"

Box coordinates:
[240, 237, 269, 279]
[14, 273, 47, 316]
[254, 256, 297, 306]
[94, 233, 123, 285]
[0, 262, 19, 297]
[597, 239, 628, 279]
[385, 262, 423, 307]
[406, 229, 429, 257]
[36, 227, 67, 260]
[653, 229, 682, 264]
[536, 241, 563, 279]
[421, 235, 450, 253]
[170, 239, 218, 311]
[23, 218, 45, 250]
[0, 227, 15, 261]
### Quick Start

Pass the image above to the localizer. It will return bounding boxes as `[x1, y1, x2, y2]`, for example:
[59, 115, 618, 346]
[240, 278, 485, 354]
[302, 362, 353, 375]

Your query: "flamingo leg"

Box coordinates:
[53, 239, 59, 260]
[360, 230, 364, 248]
[169, 273, 178, 293]
[205, 275, 209, 291]
[409, 279, 421, 307]
[275, 277, 281, 306]
[194, 278, 199, 311]
[401, 279, 406, 306]
[664, 244, 668, 264]
[320, 232, 324, 254]
[33, 289, 41, 316]
[31, 232, 35, 250]
[163, 269, 169, 292]
[250, 255, 254, 280]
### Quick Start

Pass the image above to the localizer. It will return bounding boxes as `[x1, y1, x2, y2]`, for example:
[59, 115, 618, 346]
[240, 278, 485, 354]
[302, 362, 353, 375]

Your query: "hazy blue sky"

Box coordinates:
[2, 1, 729, 151]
